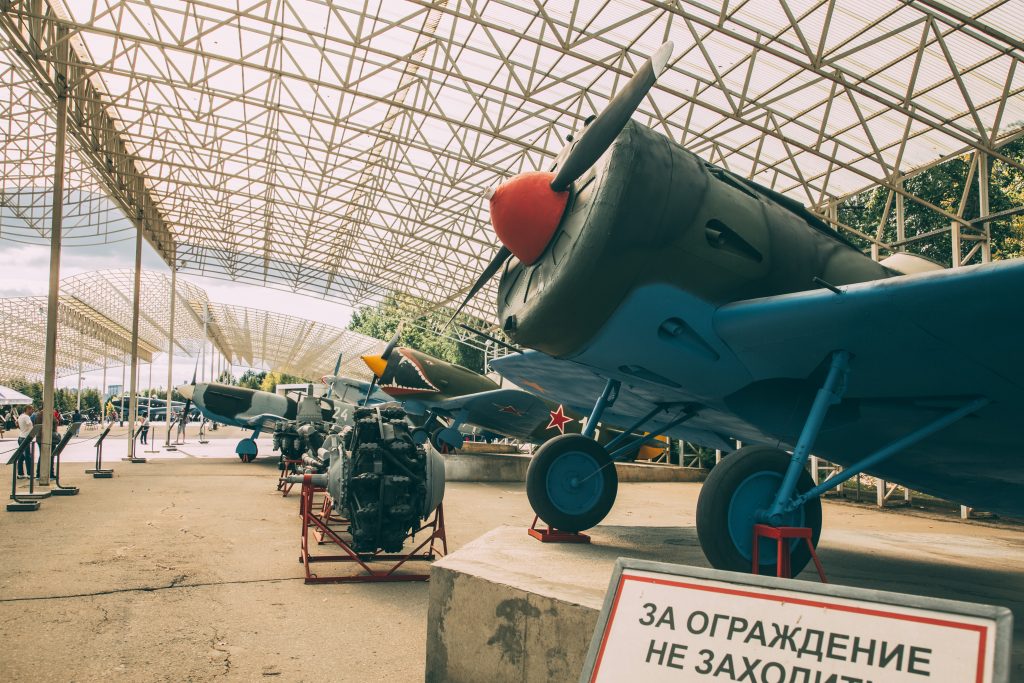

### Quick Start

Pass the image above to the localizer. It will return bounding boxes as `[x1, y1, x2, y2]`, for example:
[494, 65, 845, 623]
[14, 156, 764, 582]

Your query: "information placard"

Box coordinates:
[581, 559, 1011, 683]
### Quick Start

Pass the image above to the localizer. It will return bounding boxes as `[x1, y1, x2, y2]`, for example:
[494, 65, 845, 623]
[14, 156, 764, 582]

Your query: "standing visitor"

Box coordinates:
[16, 406, 34, 479]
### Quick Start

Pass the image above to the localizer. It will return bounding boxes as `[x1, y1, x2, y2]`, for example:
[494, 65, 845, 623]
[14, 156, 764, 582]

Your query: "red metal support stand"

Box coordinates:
[751, 524, 827, 582]
[276, 458, 303, 496]
[527, 515, 591, 544]
[297, 474, 447, 584]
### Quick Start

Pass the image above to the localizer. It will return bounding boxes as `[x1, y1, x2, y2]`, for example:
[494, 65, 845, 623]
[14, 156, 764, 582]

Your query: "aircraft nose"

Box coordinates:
[361, 354, 388, 379]
[177, 383, 194, 400]
[489, 170, 569, 265]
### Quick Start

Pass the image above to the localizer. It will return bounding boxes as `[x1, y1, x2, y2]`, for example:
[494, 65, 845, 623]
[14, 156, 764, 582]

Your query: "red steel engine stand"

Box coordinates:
[527, 515, 591, 544]
[297, 474, 448, 584]
[276, 458, 304, 496]
[751, 524, 828, 582]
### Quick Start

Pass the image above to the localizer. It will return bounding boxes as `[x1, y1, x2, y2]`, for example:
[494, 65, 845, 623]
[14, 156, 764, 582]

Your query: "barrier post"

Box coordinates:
[7, 425, 47, 511]
[49, 422, 81, 496]
[86, 424, 114, 478]
[122, 423, 148, 463]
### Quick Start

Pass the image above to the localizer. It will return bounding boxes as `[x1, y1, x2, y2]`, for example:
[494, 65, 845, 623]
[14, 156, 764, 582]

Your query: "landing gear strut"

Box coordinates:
[696, 350, 988, 576]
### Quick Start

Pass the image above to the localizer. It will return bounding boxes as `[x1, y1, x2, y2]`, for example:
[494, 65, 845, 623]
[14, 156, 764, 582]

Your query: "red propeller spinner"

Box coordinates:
[488, 171, 569, 266]
[444, 42, 673, 327]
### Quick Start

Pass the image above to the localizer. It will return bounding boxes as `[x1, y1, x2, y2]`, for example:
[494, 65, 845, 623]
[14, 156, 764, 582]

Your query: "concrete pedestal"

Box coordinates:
[425, 525, 708, 683]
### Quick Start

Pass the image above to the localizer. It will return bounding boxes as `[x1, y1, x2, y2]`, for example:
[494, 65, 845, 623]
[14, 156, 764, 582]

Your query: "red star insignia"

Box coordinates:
[495, 403, 524, 416]
[546, 404, 574, 434]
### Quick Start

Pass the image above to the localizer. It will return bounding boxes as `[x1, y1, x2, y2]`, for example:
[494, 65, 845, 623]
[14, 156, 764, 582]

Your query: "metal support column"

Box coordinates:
[895, 182, 905, 251]
[978, 153, 991, 263]
[76, 339, 83, 412]
[101, 345, 107, 422]
[201, 301, 209, 383]
[165, 264, 176, 448]
[39, 33, 71, 486]
[124, 206, 145, 462]
[951, 220, 962, 268]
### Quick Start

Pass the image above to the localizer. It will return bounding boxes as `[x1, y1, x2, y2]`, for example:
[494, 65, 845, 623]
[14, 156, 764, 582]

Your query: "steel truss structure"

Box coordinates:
[0, 0, 1021, 325]
[0, 269, 386, 382]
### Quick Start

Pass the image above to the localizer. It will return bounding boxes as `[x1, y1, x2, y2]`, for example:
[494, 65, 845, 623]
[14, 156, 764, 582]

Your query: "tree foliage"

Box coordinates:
[238, 369, 266, 389]
[838, 138, 1024, 265]
[258, 371, 305, 393]
[348, 292, 487, 374]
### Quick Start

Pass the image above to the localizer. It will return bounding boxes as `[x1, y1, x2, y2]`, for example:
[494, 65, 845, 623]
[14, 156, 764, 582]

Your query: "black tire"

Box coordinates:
[238, 452, 256, 463]
[527, 434, 618, 532]
[696, 446, 821, 575]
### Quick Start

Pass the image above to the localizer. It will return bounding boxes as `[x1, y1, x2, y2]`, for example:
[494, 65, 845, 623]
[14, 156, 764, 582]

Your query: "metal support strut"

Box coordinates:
[784, 397, 989, 514]
[759, 349, 990, 525]
[582, 379, 620, 439]
[761, 351, 850, 525]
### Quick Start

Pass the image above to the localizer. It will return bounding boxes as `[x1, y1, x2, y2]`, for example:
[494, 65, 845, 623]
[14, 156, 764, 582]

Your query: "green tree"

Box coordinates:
[258, 371, 305, 393]
[216, 370, 237, 385]
[238, 370, 266, 390]
[839, 138, 1024, 266]
[348, 292, 488, 373]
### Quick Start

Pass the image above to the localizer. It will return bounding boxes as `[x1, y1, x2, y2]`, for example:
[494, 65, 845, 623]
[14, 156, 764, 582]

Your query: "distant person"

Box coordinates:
[72, 408, 83, 423]
[139, 415, 150, 444]
[16, 406, 34, 479]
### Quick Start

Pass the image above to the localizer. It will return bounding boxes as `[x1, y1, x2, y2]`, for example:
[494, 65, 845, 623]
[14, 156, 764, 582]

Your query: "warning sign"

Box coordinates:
[580, 559, 1012, 683]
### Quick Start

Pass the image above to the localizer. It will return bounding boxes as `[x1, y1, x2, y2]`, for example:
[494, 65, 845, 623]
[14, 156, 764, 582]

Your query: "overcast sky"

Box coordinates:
[1, 237, 357, 393]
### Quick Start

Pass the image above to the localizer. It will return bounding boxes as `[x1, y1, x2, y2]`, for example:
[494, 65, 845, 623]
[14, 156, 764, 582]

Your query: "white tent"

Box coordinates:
[0, 385, 33, 406]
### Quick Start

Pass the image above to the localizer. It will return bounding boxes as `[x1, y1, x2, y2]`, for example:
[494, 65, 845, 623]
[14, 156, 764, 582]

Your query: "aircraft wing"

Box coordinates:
[714, 258, 1024, 398]
[241, 413, 288, 431]
[427, 388, 555, 440]
[489, 354, 736, 449]
[492, 258, 1024, 460]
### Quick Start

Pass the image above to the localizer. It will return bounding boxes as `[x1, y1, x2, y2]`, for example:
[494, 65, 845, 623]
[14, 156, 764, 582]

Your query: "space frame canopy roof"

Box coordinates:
[0, 270, 386, 382]
[1, 0, 1022, 323]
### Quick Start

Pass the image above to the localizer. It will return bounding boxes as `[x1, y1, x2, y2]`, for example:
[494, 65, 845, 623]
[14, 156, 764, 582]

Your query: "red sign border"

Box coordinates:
[590, 572, 989, 683]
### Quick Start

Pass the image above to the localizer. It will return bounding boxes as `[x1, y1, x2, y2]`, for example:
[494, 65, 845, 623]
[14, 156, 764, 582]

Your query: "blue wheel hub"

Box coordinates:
[727, 471, 804, 563]
[546, 451, 603, 515]
[235, 438, 258, 456]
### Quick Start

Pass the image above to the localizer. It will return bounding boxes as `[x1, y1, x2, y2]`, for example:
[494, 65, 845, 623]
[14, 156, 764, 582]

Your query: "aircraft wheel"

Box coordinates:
[527, 434, 617, 532]
[236, 438, 258, 463]
[696, 446, 821, 575]
[431, 427, 462, 453]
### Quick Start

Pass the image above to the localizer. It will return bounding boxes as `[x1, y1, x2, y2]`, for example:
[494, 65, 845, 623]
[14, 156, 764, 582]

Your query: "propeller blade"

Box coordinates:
[362, 375, 379, 406]
[445, 245, 512, 326]
[381, 326, 402, 361]
[549, 41, 673, 192]
[324, 351, 344, 398]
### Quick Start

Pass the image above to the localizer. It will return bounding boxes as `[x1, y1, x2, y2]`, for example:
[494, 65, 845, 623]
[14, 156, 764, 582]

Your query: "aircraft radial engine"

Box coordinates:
[309, 405, 445, 554]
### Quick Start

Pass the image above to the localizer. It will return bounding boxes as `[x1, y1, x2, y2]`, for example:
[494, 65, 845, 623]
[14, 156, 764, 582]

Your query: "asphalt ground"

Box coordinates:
[0, 434, 1021, 682]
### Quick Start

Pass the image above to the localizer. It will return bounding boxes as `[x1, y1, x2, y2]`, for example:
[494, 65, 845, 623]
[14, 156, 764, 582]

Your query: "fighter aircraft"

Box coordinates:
[359, 333, 589, 451]
[177, 374, 391, 462]
[449, 41, 1024, 575]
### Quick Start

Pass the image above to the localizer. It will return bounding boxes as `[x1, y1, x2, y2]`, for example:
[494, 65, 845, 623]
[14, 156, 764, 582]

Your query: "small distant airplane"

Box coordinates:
[359, 332, 590, 451]
[177, 367, 391, 462]
[449, 40, 1024, 575]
